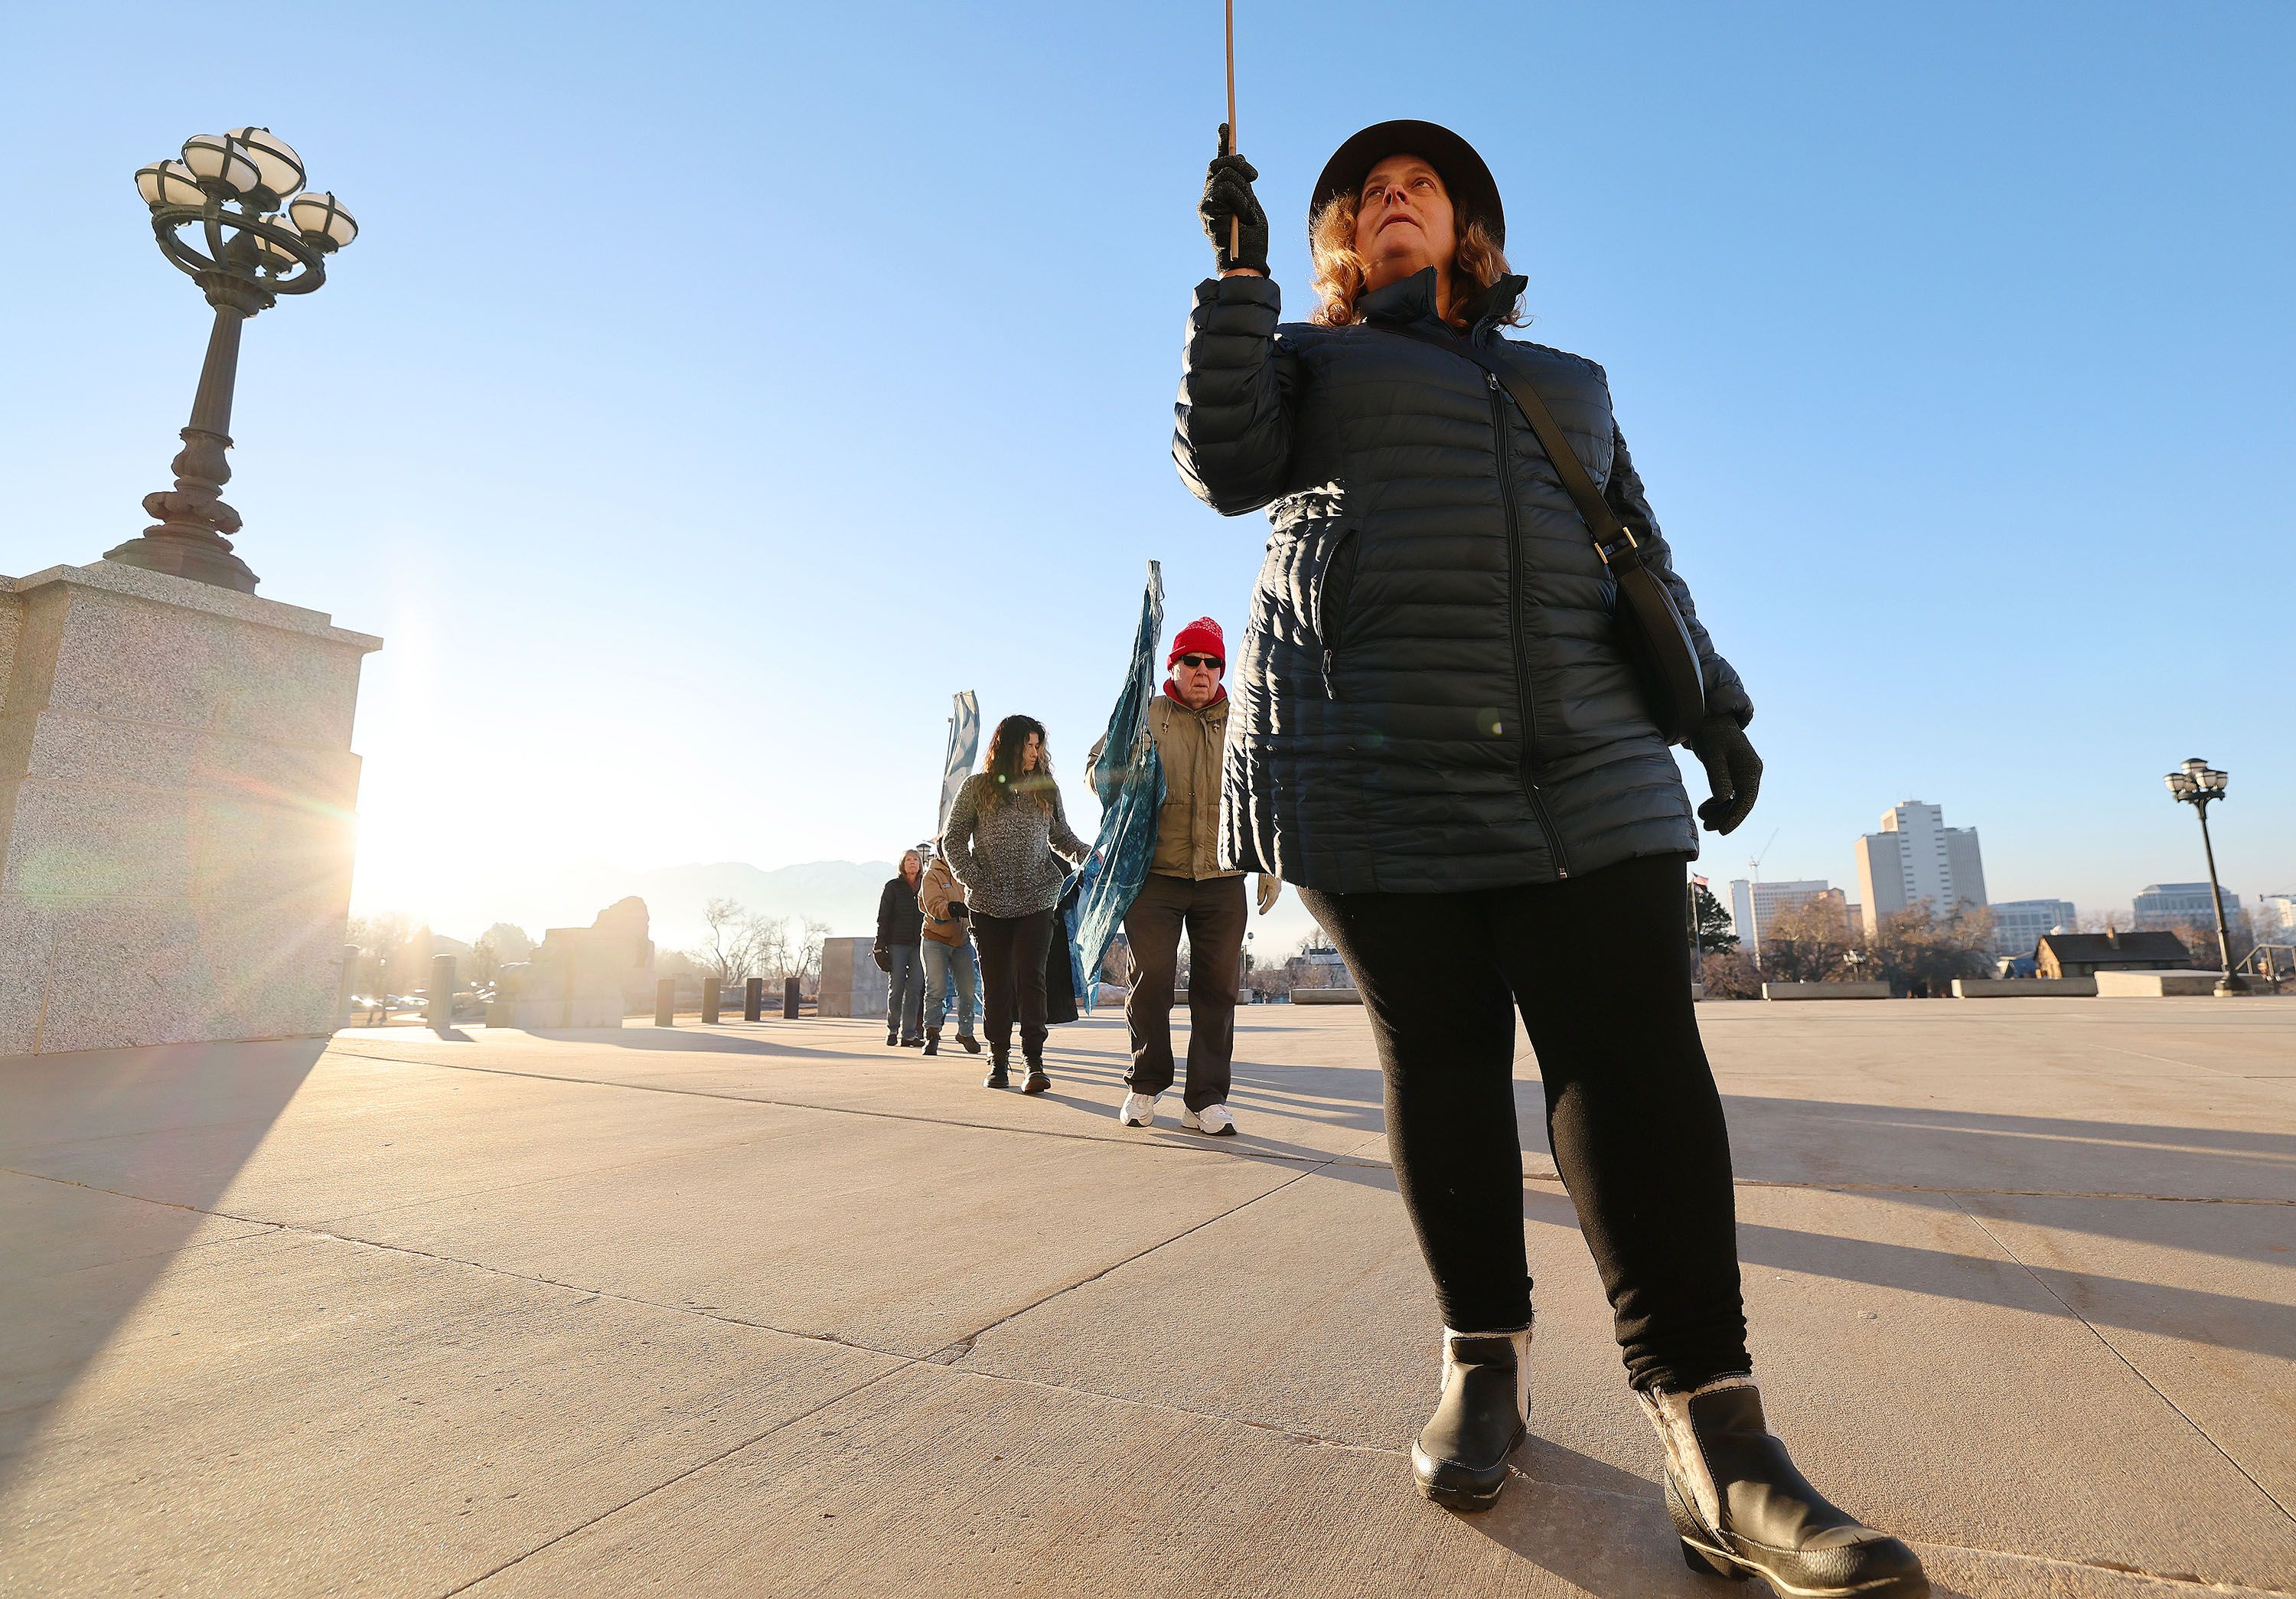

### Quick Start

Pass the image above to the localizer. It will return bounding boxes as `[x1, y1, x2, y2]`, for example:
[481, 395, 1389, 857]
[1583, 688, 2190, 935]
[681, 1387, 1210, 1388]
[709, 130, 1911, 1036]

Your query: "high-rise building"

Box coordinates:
[1989, 898, 2077, 957]
[1854, 801, 1988, 927]
[1729, 879, 1835, 947]
[2257, 893, 2296, 939]
[2132, 883, 2242, 928]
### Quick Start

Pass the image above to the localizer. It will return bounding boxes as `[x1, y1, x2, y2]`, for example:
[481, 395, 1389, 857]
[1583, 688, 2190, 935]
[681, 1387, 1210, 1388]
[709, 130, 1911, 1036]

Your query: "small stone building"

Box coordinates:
[2034, 928, 2193, 979]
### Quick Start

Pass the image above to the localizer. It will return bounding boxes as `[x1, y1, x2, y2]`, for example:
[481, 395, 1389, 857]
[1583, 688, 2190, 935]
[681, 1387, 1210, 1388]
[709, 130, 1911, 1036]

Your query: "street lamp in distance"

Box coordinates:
[109, 128, 358, 593]
[2163, 757, 2248, 996]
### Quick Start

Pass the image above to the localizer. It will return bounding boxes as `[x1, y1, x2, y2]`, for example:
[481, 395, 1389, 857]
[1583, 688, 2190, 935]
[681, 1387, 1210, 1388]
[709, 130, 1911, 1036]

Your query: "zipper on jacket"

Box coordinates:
[1486, 368, 1571, 878]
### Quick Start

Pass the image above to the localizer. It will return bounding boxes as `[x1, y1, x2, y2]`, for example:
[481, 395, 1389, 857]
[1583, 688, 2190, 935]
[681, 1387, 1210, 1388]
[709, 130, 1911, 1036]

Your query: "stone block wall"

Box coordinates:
[0, 562, 381, 1055]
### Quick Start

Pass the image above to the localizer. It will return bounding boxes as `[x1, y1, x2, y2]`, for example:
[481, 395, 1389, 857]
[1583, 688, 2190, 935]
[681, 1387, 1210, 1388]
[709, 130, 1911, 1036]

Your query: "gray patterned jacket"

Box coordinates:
[940, 772, 1090, 919]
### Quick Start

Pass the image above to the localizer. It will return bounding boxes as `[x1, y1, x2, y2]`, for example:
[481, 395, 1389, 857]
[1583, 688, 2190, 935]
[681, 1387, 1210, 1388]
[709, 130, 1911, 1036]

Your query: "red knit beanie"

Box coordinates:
[1168, 616, 1225, 670]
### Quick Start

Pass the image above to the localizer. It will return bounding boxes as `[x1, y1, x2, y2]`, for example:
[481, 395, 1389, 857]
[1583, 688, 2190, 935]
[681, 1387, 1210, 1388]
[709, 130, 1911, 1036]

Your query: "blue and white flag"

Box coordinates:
[1067, 562, 1166, 1011]
[938, 690, 980, 837]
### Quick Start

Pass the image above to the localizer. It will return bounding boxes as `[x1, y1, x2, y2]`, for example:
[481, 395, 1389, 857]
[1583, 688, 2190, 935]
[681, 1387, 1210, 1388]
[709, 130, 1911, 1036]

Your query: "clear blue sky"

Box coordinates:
[5, 1, 2290, 939]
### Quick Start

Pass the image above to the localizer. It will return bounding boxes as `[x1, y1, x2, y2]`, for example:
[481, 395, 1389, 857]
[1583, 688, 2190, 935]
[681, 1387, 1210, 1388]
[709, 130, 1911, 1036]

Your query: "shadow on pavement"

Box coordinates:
[0, 1037, 324, 1498]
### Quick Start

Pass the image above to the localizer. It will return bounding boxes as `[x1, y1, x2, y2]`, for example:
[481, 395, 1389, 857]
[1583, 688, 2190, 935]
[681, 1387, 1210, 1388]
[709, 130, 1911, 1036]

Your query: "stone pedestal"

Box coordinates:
[816, 936, 887, 1019]
[0, 560, 381, 1055]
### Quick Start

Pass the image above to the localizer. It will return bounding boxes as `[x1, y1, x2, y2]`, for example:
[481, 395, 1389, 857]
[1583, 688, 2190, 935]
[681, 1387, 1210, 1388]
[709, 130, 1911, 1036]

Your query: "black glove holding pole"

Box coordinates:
[1200, 122, 1269, 276]
[1687, 716, 1762, 835]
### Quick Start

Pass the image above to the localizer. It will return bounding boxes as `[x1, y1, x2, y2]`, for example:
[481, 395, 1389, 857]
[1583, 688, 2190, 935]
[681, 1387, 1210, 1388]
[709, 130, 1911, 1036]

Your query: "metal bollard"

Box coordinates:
[744, 977, 764, 1021]
[336, 942, 360, 1029]
[701, 977, 721, 1025]
[655, 976, 676, 1026]
[783, 976, 801, 1019]
[428, 953, 455, 1029]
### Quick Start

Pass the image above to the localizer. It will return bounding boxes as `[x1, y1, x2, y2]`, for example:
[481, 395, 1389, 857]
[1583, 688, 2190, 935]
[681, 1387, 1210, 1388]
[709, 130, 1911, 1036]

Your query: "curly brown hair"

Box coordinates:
[1308, 189, 1522, 330]
[981, 713, 1057, 814]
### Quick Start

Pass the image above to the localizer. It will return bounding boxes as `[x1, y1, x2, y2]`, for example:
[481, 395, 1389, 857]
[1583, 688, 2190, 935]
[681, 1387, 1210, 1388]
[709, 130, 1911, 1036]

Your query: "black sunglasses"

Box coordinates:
[1177, 653, 1224, 670]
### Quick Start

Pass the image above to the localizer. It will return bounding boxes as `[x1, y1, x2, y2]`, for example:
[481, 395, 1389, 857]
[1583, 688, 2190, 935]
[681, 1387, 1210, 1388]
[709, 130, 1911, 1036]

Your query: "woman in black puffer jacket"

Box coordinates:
[1179, 122, 1924, 1598]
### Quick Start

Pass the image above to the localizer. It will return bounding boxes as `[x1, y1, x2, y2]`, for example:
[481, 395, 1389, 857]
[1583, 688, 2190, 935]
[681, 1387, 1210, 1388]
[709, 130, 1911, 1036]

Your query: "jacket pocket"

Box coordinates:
[1313, 524, 1359, 695]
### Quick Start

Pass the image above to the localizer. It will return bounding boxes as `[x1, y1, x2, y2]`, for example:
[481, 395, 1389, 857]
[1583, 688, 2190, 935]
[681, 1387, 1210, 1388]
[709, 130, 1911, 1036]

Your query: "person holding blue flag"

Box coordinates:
[1104, 618, 1278, 1136]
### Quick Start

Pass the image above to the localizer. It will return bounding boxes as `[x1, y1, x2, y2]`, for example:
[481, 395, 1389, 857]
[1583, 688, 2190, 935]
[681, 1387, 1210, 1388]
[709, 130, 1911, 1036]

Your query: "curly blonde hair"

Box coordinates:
[1309, 190, 1522, 329]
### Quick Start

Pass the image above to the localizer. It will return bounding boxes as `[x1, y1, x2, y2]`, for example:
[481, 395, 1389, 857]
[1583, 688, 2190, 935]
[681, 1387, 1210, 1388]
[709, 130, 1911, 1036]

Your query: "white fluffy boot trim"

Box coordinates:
[1636, 1373, 1756, 1535]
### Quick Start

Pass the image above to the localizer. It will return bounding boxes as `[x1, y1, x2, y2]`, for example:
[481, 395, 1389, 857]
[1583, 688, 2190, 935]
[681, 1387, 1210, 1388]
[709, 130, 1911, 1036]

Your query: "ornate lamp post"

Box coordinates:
[107, 129, 357, 593]
[2163, 756, 2248, 996]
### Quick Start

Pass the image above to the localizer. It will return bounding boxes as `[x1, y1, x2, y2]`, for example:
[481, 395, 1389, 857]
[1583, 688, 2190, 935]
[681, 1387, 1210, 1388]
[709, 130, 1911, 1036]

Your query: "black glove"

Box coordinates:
[871, 946, 890, 972]
[947, 902, 969, 920]
[1200, 122, 1269, 276]
[1688, 716, 1762, 835]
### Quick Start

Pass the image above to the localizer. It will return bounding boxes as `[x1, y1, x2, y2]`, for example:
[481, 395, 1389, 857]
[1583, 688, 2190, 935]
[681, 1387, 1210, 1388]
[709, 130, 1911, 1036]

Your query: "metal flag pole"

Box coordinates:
[1225, 0, 1239, 259]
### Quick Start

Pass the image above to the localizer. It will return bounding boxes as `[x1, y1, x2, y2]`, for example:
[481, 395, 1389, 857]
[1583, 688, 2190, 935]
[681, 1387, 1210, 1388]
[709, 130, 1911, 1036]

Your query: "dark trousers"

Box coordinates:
[973, 909, 1054, 1060]
[1298, 853, 1747, 1393]
[1124, 873, 1247, 1110]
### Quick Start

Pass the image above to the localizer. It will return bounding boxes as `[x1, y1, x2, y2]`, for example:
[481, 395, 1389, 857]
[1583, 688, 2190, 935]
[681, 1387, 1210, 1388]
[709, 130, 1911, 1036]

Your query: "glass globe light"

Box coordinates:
[2164, 772, 2195, 797]
[181, 132, 260, 195]
[226, 126, 305, 198]
[288, 191, 358, 250]
[2202, 766, 2229, 794]
[2181, 756, 2209, 777]
[135, 159, 207, 210]
[249, 217, 302, 268]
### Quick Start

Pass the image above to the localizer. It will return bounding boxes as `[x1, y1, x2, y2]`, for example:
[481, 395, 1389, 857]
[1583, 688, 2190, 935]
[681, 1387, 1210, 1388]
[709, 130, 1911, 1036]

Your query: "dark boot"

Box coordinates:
[1021, 1050, 1050, 1095]
[886, 1026, 899, 1047]
[1411, 1326, 1531, 1512]
[922, 1030, 940, 1056]
[1641, 1378, 1928, 1597]
[984, 1049, 1010, 1089]
[957, 1032, 981, 1054]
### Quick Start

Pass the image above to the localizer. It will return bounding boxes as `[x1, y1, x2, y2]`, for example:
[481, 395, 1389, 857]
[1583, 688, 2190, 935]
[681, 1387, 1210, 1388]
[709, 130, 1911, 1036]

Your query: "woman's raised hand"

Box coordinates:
[1201, 122, 1269, 277]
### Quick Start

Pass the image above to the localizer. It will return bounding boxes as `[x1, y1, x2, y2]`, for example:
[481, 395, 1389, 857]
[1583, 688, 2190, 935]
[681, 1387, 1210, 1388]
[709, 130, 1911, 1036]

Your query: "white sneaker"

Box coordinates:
[1117, 1092, 1159, 1128]
[1182, 1103, 1237, 1137]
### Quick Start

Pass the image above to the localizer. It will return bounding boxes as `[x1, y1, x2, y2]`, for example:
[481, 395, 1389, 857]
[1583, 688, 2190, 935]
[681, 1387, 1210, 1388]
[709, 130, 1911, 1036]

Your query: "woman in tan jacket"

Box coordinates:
[916, 850, 980, 1056]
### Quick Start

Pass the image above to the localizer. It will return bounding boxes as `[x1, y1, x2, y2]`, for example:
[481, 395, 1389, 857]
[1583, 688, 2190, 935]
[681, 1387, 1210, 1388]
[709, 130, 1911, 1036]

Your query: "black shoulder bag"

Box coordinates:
[1387, 326, 1707, 744]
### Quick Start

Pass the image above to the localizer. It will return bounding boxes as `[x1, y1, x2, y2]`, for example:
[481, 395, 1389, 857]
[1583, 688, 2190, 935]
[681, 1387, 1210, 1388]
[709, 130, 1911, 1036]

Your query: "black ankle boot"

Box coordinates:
[1411, 1326, 1530, 1512]
[984, 1049, 1009, 1089]
[1641, 1377, 1928, 1597]
[923, 1030, 940, 1056]
[1021, 1052, 1050, 1095]
[886, 1026, 899, 1047]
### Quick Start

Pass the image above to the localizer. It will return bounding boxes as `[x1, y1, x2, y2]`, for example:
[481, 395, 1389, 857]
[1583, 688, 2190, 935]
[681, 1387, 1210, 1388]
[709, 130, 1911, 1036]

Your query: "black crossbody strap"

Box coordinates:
[1384, 323, 1635, 561]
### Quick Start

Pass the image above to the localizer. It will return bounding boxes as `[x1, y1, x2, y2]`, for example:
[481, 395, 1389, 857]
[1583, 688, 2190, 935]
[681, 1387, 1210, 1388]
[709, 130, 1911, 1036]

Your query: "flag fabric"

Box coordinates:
[937, 690, 980, 837]
[1067, 561, 1166, 1011]
[1692, 874, 1708, 889]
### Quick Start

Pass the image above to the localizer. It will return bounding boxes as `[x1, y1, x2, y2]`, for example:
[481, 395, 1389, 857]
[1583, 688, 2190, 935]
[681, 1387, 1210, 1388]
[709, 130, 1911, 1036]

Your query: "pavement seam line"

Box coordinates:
[325, 1043, 1368, 1169]
[318, 1046, 2294, 1205]
[436, 1359, 922, 1596]
[1952, 1196, 2296, 1532]
[929, 1157, 1336, 1365]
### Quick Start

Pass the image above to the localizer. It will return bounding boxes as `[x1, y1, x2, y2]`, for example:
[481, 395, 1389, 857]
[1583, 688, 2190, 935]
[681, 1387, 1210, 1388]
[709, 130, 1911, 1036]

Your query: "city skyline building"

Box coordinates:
[1729, 879, 1837, 948]
[1989, 898, 2079, 958]
[1855, 801, 1988, 927]
[2132, 883, 2242, 929]
[2258, 893, 2296, 938]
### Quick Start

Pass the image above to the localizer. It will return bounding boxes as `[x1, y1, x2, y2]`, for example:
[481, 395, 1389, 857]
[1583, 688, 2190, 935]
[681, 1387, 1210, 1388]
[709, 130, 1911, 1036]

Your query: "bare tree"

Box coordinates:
[1760, 896, 1856, 984]
[1867, 905, 1996, 997]
[690, 896, 780, 982]
[1699, 948, 1762, 998]
[798, 919, 831, 996]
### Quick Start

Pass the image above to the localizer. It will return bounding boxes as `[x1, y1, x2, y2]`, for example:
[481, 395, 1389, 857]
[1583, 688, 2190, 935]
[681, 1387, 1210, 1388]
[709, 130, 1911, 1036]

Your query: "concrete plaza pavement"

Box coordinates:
[2, 997, 2293, 1596]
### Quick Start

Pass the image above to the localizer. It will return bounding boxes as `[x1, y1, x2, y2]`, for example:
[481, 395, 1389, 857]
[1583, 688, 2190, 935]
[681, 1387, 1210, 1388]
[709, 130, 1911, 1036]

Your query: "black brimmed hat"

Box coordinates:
[1309, 119, 1504, 247]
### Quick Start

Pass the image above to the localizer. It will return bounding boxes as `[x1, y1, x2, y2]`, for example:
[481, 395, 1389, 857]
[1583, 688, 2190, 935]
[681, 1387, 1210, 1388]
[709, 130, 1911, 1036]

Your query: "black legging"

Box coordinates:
[972, 909, 1054, 1060]
[1299, 853, 1747, 1393]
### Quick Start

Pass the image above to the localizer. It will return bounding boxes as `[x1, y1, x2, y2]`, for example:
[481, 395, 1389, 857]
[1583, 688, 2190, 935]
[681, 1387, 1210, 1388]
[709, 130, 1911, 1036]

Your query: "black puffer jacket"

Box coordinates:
[1174, 268, 1751, 893]
[876, 876, 924, 948]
